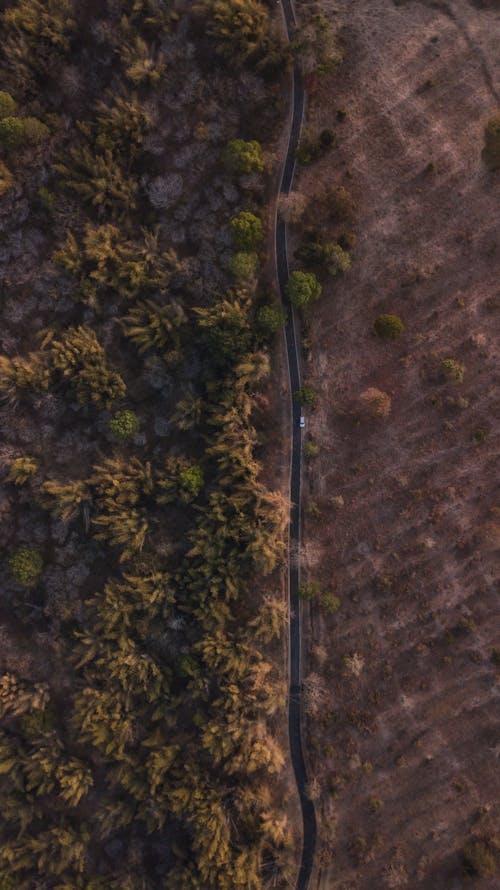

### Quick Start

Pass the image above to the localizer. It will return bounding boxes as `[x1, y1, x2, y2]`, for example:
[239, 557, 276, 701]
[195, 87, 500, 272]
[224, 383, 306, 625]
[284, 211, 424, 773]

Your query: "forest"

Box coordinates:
[0, 0, 310, 886]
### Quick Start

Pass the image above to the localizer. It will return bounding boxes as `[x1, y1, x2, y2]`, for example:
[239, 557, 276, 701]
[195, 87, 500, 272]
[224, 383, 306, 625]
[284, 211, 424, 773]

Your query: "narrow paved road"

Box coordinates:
[276, 2, 317, 888]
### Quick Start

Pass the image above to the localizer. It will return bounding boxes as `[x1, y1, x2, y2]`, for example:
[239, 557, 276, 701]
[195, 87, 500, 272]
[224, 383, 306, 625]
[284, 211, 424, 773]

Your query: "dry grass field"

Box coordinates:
[292, 0, 499, 886]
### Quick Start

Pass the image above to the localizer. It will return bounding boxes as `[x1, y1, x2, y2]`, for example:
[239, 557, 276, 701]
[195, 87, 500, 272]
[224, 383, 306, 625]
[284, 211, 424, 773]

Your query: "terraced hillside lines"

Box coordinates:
[277, 2, 317, 888]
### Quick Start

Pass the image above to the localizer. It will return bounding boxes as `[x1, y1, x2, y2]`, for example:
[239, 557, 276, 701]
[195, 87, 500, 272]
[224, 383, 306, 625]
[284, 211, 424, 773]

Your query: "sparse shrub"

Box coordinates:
[304, 439, 319, 460]
[121, 35, 165, 86]
[278, 190, 308, 223]
[368, 796, 383, 813]
[462, 837, 498, 877]
[109, 409, 140, 442]
[320, 591, 340, 614]
[37, 186, 56, 212]
[230, 211, 263, 250]
[286, 270, 322, 308]
[374, 314, 404, 339]
[491, 648, 500, 666]
[296, 137, 321, 166]
[0, 91, 16, 118]
[297, 239, 350, 276]
[359, 387, 392, 418]
[256, 303, 286, 339]
[482, 114, 500, 171]
[0, 161, 14, 195]
[6, 456, 38, 484]
[9, 547, 43, 588]
[0, 352, 51, 401]
[441, 358, 465, 383]
[0, 116, 25, 149]
[226, 138, 264, 174]
[229, 251, 259, 280]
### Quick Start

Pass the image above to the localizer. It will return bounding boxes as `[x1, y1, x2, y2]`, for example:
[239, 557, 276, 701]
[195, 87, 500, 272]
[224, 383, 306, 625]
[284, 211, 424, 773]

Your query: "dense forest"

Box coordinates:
[0, 1, 310, 886]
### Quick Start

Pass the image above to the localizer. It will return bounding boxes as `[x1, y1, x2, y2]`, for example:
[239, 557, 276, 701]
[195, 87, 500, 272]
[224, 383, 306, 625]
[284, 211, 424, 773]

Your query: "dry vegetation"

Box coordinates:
[291, 0, 499, 887]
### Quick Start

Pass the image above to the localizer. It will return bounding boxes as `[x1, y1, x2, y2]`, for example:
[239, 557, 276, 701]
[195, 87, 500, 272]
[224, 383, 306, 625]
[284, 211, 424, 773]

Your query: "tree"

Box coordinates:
[359, 387, 391, 418]
[49, 325, 126, 407]
[6, 456, 38, 485]
[286, 270, 322, 308]
[230, 211, 263, 250]
[226, 139, 264, 174]
[0, 91, 16, 117]
[229, 251, 259, 281]
[0, 160, 13, 196]
[197, 0, 269, 64]
[256, 303, 286, 340]
[0, 116, 25, 148]
[109, 409, 140, 442]
[55, 146, 138, 217]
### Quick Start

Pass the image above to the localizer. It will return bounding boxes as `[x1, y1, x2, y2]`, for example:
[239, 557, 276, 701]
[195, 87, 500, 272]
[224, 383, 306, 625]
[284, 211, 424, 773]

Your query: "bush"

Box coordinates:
[230, 211, 263, 250]
[441, 358, 465, 383]
[0, 116, 25, 149]
[286, 270, 322, 308]
[229, 251, 259, 280]
[0, 91, 16, 118]
[462, 838, 498, 877]
[0, 161, 14, 196]
[294, 385, 317, 408]
[226, 138, 264, 174]
[109, 410, 140, 442]
[6, 456, 38, 484]
[482, 114, 500, 170]
[9, 547, 43, 588]
[374, 314, 404, 339]
[198, 0, 269, 64]
[256, 304, 286, 339]
[299, 581, 319, 601]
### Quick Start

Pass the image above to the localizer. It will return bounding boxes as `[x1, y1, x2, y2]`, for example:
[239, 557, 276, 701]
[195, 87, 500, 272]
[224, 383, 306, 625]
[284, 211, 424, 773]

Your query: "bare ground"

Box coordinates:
[292, 0, 500, 887]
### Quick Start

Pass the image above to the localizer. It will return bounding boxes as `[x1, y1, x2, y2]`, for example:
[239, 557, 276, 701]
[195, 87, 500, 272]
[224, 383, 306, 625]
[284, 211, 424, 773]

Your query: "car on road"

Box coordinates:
[299, 416, 305, 429]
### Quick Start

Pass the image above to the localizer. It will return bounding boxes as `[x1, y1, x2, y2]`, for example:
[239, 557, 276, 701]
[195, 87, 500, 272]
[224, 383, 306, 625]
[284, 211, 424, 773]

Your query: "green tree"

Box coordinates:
[109, 409, 140, 442]
[229, 251, 259, 281]
[256, 303, 286, 340]
[0, 116, 25, 149]
[230, 211, 263, 250]
[226, 139, 264, 174]
[9, 547, 43, 588]
[286, 270, 322, 308]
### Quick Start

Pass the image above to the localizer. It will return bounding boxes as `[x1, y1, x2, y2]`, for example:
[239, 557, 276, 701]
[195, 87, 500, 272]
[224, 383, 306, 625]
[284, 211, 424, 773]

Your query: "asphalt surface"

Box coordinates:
[276, 2, 317, 888]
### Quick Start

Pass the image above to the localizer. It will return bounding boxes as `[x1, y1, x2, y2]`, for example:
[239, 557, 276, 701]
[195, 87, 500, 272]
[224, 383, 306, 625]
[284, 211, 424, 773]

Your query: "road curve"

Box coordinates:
[275, 2, 317, 888]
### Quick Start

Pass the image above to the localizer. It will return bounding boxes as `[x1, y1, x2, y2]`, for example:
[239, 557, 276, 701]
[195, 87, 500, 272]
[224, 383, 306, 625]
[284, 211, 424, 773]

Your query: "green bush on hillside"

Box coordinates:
[226, 138, 264, 174]
[230, 211, 263, 250]
[374, 314, 404, 339]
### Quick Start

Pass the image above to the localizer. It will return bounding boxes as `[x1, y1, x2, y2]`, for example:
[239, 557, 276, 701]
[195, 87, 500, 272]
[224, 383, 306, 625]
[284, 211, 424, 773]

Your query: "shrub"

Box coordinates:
[296, 137, 321, 166]
[9, 547, 43, 588]
[109, 410, 140, 442]
[286, 270, 322, 308]
[229, 251, 259, 280]
[0, 161, 14, 196]
[256, 304, 286, 339]
[320, 128, 334, 148]
[230, 211, 263, 250]
[294, 385, 318, 408]
[0, 91, 16, 118]
[482, 114, 500, 170]
[441, 358, 465, 383]
[226, 138, 264, 174]
[374, 314, 404, 339]
[462, 838, 497, 877]
[6, 456, 38, 484]
[0, 116, 25, 149]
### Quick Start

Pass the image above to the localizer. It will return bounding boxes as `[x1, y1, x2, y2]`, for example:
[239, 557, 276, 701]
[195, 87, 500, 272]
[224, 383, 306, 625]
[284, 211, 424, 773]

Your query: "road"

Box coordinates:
[275, 2, 317, 888]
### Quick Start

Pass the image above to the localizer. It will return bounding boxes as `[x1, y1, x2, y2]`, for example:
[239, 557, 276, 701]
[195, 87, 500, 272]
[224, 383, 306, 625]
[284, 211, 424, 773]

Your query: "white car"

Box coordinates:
[299, 416, 305, 429]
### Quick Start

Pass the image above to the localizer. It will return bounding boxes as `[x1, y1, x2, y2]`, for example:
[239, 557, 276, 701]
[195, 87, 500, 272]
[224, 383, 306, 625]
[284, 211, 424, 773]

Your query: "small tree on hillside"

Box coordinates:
[286, 270, 322, 308]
